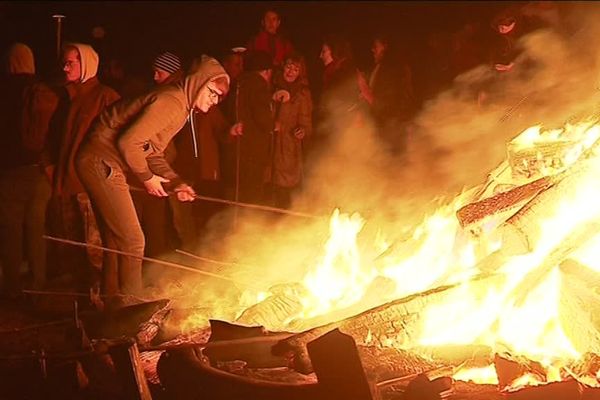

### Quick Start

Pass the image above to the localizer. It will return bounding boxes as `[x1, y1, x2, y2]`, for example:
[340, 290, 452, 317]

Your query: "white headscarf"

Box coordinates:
[65, 42, 99, 83]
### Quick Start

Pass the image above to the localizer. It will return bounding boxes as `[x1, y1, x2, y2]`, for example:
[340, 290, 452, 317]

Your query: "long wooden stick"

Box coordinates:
[43, 235, 256, 288]
[192, 193, 319, 219]
[175, 249, 255, 269]
[129, 186, 319, 220]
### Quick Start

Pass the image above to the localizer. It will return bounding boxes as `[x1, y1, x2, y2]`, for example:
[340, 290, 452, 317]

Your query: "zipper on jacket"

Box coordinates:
[189, 108, 199, 158]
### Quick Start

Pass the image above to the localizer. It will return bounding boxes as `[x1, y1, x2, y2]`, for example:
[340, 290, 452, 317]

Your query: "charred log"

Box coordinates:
[456, 177, 555, 228]
[410, 344, 494, 368]
[235, 290, 304, 331]
[358, 345, 440, 382]
[83, 299, 170, 340]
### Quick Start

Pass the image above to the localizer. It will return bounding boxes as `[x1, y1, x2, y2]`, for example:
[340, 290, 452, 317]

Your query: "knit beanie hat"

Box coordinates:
[153, 51, 181, 74]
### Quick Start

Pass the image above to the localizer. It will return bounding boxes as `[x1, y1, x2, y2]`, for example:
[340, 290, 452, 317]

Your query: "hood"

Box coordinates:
[67, 43, 99, 83]
[7, 43, 35, 75]
[182, 55, 229, 110]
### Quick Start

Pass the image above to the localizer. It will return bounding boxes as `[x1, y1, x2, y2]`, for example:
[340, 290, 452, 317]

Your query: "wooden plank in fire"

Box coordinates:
[273, 272, 503, 375]
[499, 159, 600, 255]
[507, 140, 575, 181]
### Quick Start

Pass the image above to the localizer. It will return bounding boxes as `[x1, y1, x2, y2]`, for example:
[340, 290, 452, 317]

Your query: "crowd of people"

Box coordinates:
[0, 3, 562, 309]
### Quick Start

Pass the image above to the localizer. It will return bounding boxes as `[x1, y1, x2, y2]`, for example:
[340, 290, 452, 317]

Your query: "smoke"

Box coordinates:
[297, 2, 600, 223]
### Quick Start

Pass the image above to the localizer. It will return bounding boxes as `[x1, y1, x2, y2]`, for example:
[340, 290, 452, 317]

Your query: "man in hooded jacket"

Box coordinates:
[43, 43, 120, 296]
[76, 56, 229, 305]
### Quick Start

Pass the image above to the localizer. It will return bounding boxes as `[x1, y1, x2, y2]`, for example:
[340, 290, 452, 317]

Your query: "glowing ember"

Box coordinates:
[452, 365, 499, 385]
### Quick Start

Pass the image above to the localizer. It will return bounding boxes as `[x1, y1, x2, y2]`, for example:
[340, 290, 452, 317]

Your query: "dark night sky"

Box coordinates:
[1, 1, 515, 80]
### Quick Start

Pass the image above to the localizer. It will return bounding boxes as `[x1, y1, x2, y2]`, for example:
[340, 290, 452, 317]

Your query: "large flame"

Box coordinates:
[285, 119, 600, 387]
[182, 118, 600, 389]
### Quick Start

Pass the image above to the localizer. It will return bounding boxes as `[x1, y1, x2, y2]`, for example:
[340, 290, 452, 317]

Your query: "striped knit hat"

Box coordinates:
[153, 51, 181, 74]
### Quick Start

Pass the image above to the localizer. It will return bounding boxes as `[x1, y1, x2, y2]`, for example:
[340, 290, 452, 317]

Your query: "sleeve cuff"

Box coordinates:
[137, 170, 153, 182]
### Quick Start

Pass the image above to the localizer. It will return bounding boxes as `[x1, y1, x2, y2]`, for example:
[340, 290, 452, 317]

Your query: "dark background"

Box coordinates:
[1, 1, 515, 84]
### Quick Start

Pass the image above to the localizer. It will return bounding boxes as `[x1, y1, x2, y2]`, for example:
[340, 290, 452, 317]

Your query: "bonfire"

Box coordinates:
[158, 115, 600, 398]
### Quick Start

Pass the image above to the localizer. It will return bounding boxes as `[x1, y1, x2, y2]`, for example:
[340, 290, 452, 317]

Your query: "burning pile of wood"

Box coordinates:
[154, 116, 600, 399]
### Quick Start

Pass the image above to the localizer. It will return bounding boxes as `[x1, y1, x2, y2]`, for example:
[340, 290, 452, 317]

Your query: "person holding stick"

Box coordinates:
[76, 56, 230, 308]
[228, 50, 275, 206]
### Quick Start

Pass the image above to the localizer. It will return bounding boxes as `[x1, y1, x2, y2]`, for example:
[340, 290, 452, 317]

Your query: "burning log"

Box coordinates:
[136, 305, 171, 346]
[508, 140, 577, 181]
[570, 353, 600, 382]
[235, 284, 306, 330]
[83, 299, 170, 341]
[499, 160, 599, 255]
[456, 176, 556, 229]
[273, 274, 501, 374]
[409, 344, 494, 368]
[559, 259, 600, 289]
[358, 345, 441, 382]
[493, 353, 546, 390]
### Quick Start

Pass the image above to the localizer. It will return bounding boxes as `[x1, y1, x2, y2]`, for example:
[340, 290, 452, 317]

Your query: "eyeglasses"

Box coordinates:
[62, 59, 80, 68]
[207, 86, 222, 103]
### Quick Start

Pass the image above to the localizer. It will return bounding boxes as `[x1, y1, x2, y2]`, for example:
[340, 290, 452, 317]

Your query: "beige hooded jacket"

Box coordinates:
[80, 56, 229, 186]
